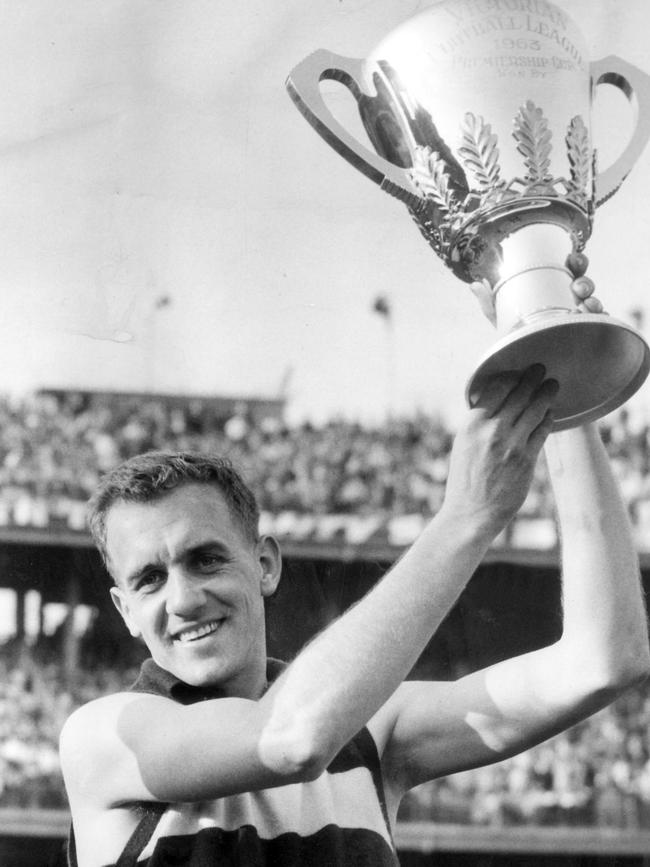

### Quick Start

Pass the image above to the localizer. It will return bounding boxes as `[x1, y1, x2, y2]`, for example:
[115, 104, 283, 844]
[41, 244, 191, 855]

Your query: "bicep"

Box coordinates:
[60, 692, 298, 809]
[375, 644, 591, 794]
[369, 677, 503, 796]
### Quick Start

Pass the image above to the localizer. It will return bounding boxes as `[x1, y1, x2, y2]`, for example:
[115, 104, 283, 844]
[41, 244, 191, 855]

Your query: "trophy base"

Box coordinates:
[466, 313, 650, 432]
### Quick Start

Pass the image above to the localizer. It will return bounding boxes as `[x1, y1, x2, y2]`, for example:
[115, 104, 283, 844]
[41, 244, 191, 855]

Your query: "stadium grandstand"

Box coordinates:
[2, 388, 650, 866]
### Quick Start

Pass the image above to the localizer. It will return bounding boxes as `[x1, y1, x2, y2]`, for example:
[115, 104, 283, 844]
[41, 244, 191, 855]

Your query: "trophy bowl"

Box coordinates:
[286, 0, 650, 430]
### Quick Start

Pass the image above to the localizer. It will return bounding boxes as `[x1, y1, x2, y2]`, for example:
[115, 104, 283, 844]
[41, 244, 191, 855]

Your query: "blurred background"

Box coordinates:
[2, 0, 650, 865]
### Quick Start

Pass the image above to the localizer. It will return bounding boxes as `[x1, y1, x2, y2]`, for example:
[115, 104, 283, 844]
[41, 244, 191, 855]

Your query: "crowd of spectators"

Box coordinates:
[2, 389, 650, 822]
[0, 390, 650, 548]
[1, 643, 650, 829]
[400, 685, 650, 829]
[0, 645, 138, 809]
[0, 391, 455, 524]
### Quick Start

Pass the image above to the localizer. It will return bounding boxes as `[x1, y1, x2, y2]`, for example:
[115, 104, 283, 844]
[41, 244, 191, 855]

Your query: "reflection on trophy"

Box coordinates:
[287, 0, 650, 430]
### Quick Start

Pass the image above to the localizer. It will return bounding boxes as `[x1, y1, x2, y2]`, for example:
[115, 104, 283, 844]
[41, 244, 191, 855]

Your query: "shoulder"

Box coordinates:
[61, 690, 173, 745]
[59, 691, 176, 805]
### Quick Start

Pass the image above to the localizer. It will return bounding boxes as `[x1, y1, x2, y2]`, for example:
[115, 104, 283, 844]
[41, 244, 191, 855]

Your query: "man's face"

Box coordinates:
[106, 482, 280, 696]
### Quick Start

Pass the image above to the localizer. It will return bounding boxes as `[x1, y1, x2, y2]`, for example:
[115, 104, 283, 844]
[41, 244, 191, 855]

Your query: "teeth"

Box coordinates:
[176, 621, 220, 643]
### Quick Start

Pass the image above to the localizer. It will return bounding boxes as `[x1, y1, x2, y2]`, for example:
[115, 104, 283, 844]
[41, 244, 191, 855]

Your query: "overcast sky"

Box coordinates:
[0, 0, 649, 426]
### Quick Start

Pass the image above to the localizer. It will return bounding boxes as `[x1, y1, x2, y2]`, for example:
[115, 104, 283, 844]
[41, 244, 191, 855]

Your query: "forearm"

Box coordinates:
[257, 368, 559, 777]
[380, 424, 650, 777]
[545, 423, 649, 686]
[259, 510, 492, 772]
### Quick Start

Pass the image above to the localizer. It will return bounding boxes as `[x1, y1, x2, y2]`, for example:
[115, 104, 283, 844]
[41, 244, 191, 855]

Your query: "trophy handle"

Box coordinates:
[592, 55, 650, 206]
[286, 49, 421, 206]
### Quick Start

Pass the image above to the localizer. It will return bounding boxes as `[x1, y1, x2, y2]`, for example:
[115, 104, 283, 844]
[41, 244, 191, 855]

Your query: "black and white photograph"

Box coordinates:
[1, 2, 650, 865]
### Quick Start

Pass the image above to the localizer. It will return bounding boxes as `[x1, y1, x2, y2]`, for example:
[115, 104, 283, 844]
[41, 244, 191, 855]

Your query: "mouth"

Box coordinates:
[173, 619, 223, 644]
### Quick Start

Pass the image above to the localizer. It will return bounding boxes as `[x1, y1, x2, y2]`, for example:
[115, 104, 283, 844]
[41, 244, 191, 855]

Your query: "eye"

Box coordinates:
[136, 570, 166, 592]
[194, 551, 228, 572]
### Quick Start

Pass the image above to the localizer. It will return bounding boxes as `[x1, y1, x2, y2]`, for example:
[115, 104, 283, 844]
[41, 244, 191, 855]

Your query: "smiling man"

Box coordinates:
[60, 368, 650, 867]
[104, 477, 279, 698]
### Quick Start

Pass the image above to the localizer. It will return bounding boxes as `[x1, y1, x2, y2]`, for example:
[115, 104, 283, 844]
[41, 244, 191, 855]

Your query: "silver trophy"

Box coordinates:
[287, 0, 650, 429]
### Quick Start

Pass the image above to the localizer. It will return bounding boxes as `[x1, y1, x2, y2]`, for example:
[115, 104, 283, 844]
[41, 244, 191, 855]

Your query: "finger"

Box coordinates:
[527, 408, 555, 453]
[514, 377, 560, 432]
[571, 275, 595, 301]
[496, 364, 549, 424]
[470, 369, 524, 414]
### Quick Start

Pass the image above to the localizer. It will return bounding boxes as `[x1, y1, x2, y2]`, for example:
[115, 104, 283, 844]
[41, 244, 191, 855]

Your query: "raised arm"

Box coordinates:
[543, 423, 649, 699]
[255, 366, 557, 772]
[61, 366, 558, 810]
[375, 422, 650, 803]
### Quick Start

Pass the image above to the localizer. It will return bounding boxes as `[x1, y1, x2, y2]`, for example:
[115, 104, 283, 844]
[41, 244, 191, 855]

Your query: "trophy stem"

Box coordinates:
[493, 224, 575, 333]
[495, 265, 575, 332]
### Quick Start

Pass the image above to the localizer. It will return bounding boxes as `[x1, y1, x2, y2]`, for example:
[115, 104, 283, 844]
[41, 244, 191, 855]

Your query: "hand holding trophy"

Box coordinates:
[287, 0, 650, 429]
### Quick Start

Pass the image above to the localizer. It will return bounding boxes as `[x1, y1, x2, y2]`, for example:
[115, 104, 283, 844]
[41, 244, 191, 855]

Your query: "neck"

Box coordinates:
[221, 662, 268, 700]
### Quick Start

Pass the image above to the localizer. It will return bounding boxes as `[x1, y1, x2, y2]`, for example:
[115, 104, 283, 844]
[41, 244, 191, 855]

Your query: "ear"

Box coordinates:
[256, 535, 282, 598]
[110, 585, 142, 638]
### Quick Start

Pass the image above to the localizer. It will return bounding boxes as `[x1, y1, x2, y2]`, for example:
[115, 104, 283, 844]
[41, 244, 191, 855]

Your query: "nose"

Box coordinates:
[165, 568, 205, 618]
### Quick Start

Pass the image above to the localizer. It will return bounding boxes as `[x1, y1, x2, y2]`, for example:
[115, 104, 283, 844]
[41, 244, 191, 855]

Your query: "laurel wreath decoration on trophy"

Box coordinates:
[458, 114, 504, 196]
[410, 149, 459, 217]
[407, 101, 594, 280]
[514, 101, 553, 185]
[565, 115, 592, 209]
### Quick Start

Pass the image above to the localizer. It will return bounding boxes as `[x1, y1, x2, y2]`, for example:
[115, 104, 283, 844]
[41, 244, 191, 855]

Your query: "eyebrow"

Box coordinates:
[124, 562, 164, 589]
[123, 540, 232, 588]
[186, 541, 232, 563]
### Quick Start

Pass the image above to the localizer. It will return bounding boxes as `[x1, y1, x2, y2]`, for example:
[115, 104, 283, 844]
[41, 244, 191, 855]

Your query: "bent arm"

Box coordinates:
[467, 423, 649, 736]
[62, 504, 499, 809]
[62, 369, 557, 808]
[377, 423, 650, 796]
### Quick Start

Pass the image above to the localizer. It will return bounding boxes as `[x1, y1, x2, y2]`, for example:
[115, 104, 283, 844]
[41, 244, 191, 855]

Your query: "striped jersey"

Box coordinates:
[69, 658, 399, 867]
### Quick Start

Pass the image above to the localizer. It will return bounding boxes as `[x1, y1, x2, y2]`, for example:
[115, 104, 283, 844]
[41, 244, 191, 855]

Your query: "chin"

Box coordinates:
[177, 656, 235, 688]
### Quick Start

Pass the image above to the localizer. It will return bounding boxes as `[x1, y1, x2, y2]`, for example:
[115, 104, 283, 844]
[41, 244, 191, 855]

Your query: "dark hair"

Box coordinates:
[88, 451, 260, 567]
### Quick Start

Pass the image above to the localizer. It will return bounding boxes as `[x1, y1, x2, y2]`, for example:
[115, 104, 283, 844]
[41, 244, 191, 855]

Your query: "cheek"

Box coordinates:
[228, 584, 265, 625]
[127, 597, 164, 640]
[217, 573, 262, 603]
[247, 588, 268, 624]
